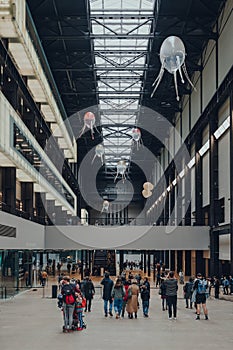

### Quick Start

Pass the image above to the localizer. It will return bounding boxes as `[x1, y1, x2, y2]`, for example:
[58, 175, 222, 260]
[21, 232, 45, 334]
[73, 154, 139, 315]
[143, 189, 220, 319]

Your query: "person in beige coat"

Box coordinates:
[126, 279, 139, 319]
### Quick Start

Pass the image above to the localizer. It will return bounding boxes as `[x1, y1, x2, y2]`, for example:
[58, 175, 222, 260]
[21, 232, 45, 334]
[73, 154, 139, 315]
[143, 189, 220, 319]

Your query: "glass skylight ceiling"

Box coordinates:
[89, 0, 156, 170]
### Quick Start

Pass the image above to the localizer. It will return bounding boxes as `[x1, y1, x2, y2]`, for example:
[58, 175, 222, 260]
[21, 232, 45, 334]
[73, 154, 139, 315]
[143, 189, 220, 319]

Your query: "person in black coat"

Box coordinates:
[213, 276, 220, 299]
[100, 271, 114, 317]
[82, 277, 95, 312]
[140, 285, 150, 317]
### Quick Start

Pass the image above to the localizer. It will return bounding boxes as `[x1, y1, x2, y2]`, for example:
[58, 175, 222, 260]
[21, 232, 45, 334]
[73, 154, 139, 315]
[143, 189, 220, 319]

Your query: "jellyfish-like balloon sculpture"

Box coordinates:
[151, 36, 196, 101]
[101, 200, 110, 213]
[92, 144, 105, 165]
[79, 111, 96, 140]
[142, 182, 154, 198]
[114, 160, 127, 183]
[132, 127, 142, 150]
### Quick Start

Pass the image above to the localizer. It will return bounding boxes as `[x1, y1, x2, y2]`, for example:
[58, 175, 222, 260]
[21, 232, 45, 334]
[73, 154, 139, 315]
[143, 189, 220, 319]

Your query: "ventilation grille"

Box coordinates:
[0, 224, 16, 238]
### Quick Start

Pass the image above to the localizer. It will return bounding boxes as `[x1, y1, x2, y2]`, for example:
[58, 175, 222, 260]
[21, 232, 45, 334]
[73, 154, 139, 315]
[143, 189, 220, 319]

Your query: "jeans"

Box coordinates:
[142, 300, 149, 315]
[166, 295, 177, 318]
[63, 304, 75, 329]
[104, 299, 113, 314]
[77, 310, 83, 328]
[113, 298, 123, 315]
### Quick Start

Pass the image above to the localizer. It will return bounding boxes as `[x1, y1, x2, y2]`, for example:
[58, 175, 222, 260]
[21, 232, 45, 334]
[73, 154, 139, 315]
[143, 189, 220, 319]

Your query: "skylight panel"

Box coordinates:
[90, 0, 155, 168]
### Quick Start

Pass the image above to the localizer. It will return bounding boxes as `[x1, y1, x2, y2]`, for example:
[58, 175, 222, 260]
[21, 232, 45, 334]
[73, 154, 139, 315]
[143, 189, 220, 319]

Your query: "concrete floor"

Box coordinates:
[0, 280, 233, 350]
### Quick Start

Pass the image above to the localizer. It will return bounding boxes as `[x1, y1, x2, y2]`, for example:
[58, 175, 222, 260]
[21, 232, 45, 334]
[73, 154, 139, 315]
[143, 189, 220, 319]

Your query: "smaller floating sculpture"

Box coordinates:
[79, 111, 96, 140]
[92, 144, 104, 165]
[142, 181, 154, 198]
[132, 127, 142, 150]
[114, 160, 127, 183]
[101, 200, 110, 212]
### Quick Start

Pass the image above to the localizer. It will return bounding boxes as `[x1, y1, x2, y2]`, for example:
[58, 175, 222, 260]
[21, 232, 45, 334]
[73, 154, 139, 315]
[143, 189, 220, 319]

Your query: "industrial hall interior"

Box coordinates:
[0, 0, 233, 301]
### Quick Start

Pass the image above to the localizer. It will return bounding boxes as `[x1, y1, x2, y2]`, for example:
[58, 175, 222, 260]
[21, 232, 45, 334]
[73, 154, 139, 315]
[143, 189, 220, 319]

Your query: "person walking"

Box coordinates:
[164, 271, 178, 320]
[159, 278, 167, 311]
[100, 271, 114, 317]
[229, 275, 233, 294]
[213, 276, 220, 299]
[183, 277, 194, 309]
[122, 280, 130, 318]
[82, 276, 95, 312]
[223, 276, 229, 295]
[111, 278, 125, 319]
[140, 285, 150, 317]
[179, 270, 184, 284]
[61, 276, 76, 332]
[193, 273, 208, 320]
[126, 279, 139, 319]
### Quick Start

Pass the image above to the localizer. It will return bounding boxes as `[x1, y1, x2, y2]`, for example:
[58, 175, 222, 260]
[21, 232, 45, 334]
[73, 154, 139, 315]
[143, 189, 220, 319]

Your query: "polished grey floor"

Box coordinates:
[0, 281, 233, 350]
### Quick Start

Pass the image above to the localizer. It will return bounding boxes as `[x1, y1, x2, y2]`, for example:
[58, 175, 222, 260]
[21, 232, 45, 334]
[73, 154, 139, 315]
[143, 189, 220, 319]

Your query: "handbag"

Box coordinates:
[127, 287, 132, 299]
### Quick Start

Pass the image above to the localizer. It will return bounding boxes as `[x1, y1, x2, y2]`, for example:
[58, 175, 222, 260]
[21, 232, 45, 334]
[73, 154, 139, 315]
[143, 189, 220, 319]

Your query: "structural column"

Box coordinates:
[230, 90, 233, 273]
[195, 133, 203, 225]
[209, 114, 219, 275]
[21, 182, 33, 218]
[1, 167, 16, 212]
[35, 192, 46, 223]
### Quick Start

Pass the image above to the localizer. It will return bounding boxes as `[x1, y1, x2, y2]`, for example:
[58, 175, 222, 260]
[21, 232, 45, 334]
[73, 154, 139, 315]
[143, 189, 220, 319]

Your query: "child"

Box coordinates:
[73, 291, 86, 330]
[160, 279, 167, 311]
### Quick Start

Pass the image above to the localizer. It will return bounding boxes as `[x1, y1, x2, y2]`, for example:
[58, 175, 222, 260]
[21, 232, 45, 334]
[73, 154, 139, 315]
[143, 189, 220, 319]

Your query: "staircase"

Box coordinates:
[93, 250, 116, 276]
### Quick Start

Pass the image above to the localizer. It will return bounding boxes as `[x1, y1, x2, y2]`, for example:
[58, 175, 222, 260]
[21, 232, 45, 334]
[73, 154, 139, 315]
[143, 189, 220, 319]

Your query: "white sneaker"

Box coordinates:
[173, 317, 177, 320]
[168, 317, 172, 320]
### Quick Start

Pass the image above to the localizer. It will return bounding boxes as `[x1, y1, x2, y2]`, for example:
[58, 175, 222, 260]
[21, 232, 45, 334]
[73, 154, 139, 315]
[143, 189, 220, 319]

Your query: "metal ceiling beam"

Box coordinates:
[42, 33, 217, 40]
[53, 67, 146, 71]
[98, 76, 143, 80]
[61, 91, 142, 95]
[96, 50, 147, 54]
[101, 109, 139, 114]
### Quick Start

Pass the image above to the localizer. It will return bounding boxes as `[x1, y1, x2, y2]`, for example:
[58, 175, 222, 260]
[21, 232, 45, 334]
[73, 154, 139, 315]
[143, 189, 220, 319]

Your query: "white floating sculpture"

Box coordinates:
[142, 181, 154, 198]
[101, 200, 110, 212]
[92, 144, 104, 165]
[79, 111, 96, 140]
[132, 127, 142, 149]
[151, 36, 196, 101]
[114, 160, 127, 183]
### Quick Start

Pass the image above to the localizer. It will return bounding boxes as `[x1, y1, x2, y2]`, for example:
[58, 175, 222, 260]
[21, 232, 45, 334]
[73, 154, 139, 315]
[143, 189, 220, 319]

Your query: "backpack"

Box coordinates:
[62, 284, 75, 305]
[197, 279, 207, 294]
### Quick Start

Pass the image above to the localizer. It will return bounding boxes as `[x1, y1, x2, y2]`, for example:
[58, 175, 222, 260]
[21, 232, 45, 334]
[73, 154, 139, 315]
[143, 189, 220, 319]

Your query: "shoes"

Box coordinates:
[205, 315, 209, 320]
[105, 313, 108, 317]
[135, 313, 137, 319]
[196, 315, 200, 320]
[109, 312, 113, 317]
[185, 306, 188, 308]
[116, 313, 119, 319]
[77, 327, 83, 331]
[145, 314, 148, 318]
[63, 328, 68, 333]
[168, 317, 172, 320]
[173, 317, 177, 320]
[162, 308, 165, 311]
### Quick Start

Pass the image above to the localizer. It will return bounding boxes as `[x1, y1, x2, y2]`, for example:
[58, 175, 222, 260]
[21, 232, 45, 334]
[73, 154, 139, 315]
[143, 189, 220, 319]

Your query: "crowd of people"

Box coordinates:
[56, 267, 233, 333]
